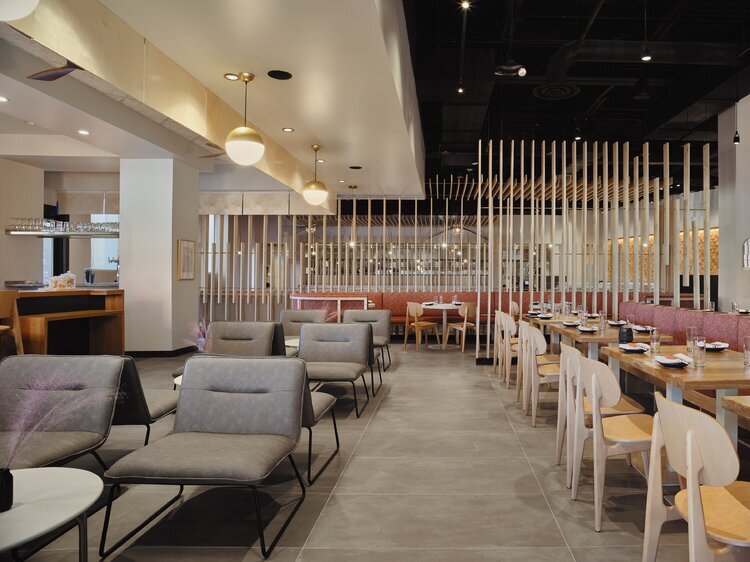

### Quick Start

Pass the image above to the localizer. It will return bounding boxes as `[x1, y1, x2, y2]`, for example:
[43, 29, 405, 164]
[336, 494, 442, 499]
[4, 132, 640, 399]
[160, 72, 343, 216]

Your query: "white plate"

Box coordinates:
[577, 326, 597, 332]
[619, 343, 650, 352]
[608, 320, 627, 326]
[562, 321, 580, 327]
[700, 341, 729, 351]
[655, 353, 692, 366]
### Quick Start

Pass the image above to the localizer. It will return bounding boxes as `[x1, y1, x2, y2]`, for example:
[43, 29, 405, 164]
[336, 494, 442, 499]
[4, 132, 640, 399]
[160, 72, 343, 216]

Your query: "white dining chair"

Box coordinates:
[525, 325, 561, 427]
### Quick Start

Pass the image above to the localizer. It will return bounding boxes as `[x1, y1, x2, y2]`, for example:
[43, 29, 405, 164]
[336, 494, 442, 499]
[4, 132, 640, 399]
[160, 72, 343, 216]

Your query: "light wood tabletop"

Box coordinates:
[722, 395, 750, 420]
[548, 324, 673, 359]
[601, 344, 749, 448]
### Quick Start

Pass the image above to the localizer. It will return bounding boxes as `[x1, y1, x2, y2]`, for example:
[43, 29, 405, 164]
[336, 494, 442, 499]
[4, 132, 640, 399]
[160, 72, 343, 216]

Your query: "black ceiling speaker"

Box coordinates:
[632, 76, 651, 100]
[533, 82, 580, 100]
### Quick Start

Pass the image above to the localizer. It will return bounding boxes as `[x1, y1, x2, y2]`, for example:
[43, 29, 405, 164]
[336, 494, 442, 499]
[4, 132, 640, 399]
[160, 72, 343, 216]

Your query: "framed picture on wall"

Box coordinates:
[177, 239, 196, 280]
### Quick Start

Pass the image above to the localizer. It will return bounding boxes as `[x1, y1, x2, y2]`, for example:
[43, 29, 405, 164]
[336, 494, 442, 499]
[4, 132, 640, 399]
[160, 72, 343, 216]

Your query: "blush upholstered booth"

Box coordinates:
[100, 356, 307, 560]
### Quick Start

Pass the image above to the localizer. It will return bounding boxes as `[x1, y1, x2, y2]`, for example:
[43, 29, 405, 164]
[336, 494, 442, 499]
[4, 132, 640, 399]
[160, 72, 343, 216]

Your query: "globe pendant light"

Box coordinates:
[225, 72, 265, 166]
[0, 0, 39, 21]
[303, 144, 329, 205]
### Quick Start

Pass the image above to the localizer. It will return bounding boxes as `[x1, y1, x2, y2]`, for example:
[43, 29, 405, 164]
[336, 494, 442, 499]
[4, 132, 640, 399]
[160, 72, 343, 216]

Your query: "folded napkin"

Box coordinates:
[619, 342, 649, 351]
[702, 341, 729, 350]
[632, 324, 653, 332]
[608, 320, 627, 326]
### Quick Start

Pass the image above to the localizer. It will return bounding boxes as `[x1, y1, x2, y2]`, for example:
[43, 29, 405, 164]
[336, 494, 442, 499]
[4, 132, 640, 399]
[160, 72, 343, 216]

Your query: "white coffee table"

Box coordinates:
[285, 338, 300, 348]
[0, 467, 102, 561]
[421, 302, 462, 350]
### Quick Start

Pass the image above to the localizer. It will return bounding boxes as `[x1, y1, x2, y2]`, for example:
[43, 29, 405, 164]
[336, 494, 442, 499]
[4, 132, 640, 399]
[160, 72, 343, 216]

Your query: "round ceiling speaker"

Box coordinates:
[533, 82, 580, 100]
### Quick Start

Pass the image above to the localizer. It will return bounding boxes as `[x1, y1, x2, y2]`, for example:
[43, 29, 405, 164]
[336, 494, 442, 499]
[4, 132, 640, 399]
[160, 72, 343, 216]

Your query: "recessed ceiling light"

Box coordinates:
[282, 127, 294, 132]
[471, 161, 478, 165]
[224, 73, 239, 81]
[77, 129, 90, 136]
[338, 179, 345, 183]
[0, 96, 8, 103]
[316, 158, 325, 163]
[24, 120, 34, 126]
[267, 70, 293, 80]
[457, 85, 465, 94]
[349, 165, 362, 170]
[467, 167, 473, 172]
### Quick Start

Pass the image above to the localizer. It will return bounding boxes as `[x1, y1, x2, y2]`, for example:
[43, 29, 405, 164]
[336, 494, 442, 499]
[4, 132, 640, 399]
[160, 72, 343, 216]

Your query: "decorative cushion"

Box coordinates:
[105, 432, 296, 485]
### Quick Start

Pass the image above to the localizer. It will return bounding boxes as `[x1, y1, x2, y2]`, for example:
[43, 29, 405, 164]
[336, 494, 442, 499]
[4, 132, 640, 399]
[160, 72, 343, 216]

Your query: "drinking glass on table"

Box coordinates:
[627, 314, 635, 327]
[650, 327, 661, 354]
[599, 315, 607, 333]
[744, 336, 750, 367]
[686, 326, 697, 353]
[693, 336, 706, 368]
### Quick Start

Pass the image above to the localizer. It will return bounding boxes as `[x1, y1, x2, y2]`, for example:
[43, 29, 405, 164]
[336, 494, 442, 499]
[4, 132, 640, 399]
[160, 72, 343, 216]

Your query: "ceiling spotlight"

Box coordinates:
[348, 240, 356, 248]
[77, 129, 90, 136]
[338, 179, 345, 183]
[303, 144, 328, 205]
[461, 1, 470, 9]
[24, 121, 34, 126]
[640, 42, 652, 62]
[225, 72, 265, 166]
[441, 242, 448, 249]
[734, 130, 741, 145]
[467, 167, 473, 172]
[494, 61, 527, 78]
[574, 127, 582, 141]
[0, 96, 7, 103]
[282, 127, 294, 132]
[224, 72, 239, 81]
[471, 161, 478, 165]
[453, 226, 462, 234]
[457, 84, 465, 94]
[316, 158, 325, 163]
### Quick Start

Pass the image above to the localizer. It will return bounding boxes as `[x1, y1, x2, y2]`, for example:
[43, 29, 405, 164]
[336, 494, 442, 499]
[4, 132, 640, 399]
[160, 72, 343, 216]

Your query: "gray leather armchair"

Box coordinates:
[280, 309, 326, 338]
[298, 323, 371, 417]
[100, 356, 307, 560]
[113, 356, 179, 446]
[343, 309, 392, 370]
[0, 354, 124, 469]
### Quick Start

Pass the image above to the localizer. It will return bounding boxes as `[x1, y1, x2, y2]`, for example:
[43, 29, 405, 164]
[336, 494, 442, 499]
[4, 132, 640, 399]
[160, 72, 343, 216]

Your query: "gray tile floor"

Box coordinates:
[10, 346, 690, 561]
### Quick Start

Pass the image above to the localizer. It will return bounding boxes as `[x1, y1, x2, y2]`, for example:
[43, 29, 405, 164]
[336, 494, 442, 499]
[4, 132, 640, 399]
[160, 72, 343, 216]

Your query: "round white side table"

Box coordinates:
[420, 302, 462, 350]
[0, 467, 103, 561]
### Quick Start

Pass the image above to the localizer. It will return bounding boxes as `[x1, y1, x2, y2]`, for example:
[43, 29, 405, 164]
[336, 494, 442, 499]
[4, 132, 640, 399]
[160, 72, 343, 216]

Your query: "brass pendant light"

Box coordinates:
[303, 144, 329, 205]
[225, 72, 265, 166]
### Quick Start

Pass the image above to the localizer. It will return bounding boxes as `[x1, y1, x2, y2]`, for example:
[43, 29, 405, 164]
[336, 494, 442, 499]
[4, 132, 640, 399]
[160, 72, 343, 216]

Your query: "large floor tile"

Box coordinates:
[305, 493, 566, 549]
[298, 547, 574, 561]
[335, 456, 542, 495]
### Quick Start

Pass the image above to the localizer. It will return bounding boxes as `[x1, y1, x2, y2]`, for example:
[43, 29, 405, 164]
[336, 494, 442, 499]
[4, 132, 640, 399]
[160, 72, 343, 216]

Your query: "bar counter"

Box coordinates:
[17, 288, 124, 355]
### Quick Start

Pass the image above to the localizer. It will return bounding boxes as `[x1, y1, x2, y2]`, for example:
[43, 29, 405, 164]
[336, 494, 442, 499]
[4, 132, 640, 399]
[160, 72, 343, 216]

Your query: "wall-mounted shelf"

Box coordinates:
[5, 230, 119, 239]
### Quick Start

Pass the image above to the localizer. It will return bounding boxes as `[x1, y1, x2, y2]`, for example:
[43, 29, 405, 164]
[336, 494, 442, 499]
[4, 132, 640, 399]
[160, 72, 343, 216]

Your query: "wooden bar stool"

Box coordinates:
[403, 302, 441, 351]
[0, 290, 24, 356]
[443, 302, 476, 351]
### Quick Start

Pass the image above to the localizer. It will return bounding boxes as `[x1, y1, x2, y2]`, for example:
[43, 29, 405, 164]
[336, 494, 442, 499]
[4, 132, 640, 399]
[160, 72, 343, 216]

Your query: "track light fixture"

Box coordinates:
[734, 130, 741, 145]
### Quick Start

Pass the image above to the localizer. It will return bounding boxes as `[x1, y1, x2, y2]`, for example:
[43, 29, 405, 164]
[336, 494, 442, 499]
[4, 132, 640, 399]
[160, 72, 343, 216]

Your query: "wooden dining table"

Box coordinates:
[601, 344, 750, 448]
[548, 323, 672, 360]
[526, 315, 578, 352]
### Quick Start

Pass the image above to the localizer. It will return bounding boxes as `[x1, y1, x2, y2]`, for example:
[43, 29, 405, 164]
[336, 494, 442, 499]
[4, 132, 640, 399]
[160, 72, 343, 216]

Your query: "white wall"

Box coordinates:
[718, 98, 750, 309]
[0, 158, 43, 286]
[120, 159, 199, 352]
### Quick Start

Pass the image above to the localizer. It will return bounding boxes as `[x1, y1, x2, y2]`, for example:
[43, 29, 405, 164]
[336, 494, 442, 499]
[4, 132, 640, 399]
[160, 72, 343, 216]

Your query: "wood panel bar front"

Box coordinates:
[17, 289, 125, 355]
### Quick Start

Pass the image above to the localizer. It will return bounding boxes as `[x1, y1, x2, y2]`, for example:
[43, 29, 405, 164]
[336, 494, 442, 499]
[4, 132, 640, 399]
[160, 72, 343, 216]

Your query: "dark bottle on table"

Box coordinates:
[619, 326, 633, 344]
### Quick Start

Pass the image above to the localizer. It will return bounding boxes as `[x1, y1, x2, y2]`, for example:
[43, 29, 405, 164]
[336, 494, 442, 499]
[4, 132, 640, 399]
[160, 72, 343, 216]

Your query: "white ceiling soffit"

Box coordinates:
[101, 0, 425, 199]
[200, 163, 290, 193]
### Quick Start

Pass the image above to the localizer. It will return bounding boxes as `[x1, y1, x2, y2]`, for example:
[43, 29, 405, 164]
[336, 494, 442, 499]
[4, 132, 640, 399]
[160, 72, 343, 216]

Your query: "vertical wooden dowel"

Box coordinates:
[613, 142, 620, 317]
[571, 141, 577, 309]
[683, 143, 690, 286]
[692, 220, 700, 309]
[703, 143, 710, 309]
[593, 141, 599, 311]
[623, 142, 630, 302]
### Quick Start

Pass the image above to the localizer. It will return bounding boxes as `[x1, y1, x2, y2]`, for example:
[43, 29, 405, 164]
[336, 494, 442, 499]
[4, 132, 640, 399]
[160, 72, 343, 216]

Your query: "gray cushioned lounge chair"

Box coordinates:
[113, 356, 179, 446]
[99, 356, 307, 560]
[301, 375, 338, 485]
[298, 323, 371, 417]
[343, 309, 392, 370]
[0, 354, 124, 469]
[172, 321, 283, 382]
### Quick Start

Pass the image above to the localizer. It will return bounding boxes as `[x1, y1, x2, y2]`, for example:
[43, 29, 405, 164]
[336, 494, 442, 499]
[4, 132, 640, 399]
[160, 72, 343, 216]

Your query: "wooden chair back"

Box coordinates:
[577, 356, 621, 410]
[654, 392, 738, 486]
[406, 302, 424, 321]
[0, 290, 18, 320]
[509, 301, 520, 319]
[459, 302, 476, 325]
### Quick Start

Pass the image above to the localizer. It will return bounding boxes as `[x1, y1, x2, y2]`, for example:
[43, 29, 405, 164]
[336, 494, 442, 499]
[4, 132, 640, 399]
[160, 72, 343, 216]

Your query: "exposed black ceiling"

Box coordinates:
[403, 0, 750, 181]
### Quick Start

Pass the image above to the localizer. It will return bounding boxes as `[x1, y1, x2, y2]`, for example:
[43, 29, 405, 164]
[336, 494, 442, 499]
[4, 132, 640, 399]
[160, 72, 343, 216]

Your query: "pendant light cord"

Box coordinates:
[243, 80, 248, 127]
[313, 148, 318, 180]
[643, 0, 647, 41]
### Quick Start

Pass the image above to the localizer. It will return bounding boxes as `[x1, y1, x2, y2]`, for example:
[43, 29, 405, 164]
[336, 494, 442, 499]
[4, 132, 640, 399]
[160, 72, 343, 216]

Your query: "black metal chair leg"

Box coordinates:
[99, 483, 184, 559]
[369, 365, 382, 397]
[350, 375, 370, 418]
[306, 409, 340, 485]
[385, 344, 392, 370]
[143, 424, 151, 446]
[91, 451, 108, 471]
[250, 456, 306, 559]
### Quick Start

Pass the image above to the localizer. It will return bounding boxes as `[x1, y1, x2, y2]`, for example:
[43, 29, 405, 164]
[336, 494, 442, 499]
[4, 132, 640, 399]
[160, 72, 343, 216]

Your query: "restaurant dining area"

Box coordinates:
[3, 0, 750, 561]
